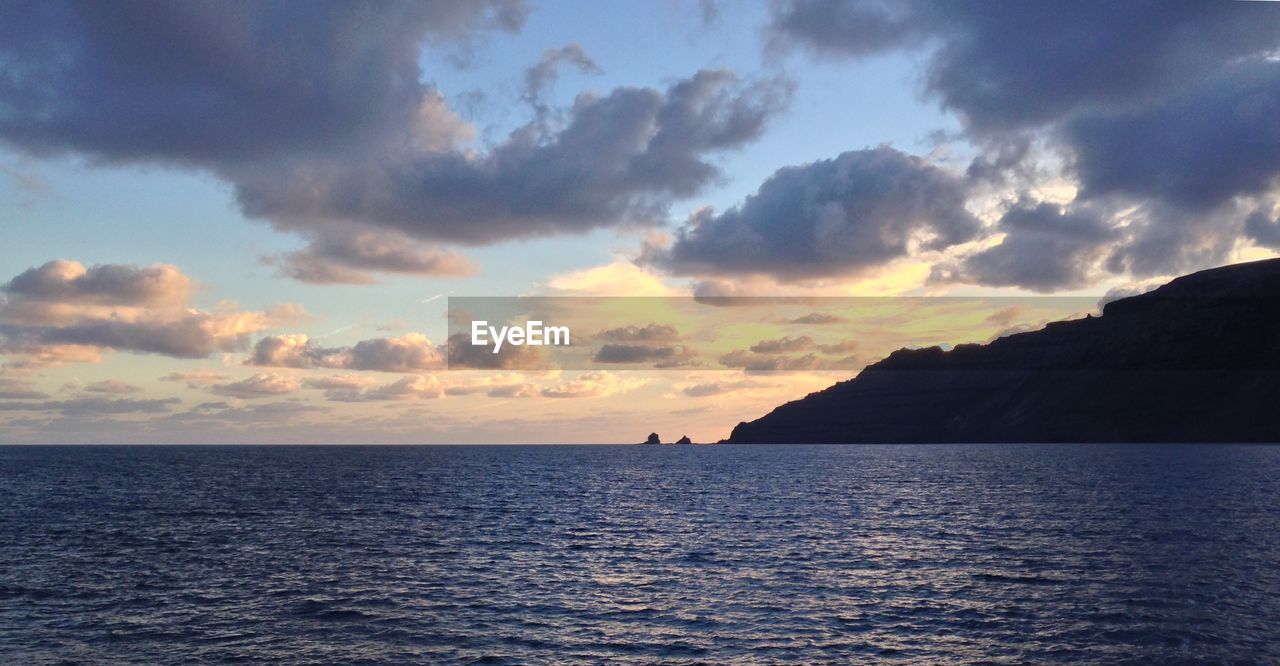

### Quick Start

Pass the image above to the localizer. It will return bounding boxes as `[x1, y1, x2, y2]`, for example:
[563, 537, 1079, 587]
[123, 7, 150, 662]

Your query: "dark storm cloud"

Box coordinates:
[769, 0, 1280, 132]
[236, 69, 792, 244]
[1064, 62, 1280, 210]
[767, 0, 1280, 291]
[933, 202, 1119, 292]
[1246, 210, 1280, 251]
[768, 0, 927, 58]
[1103, 202, 1255, 281]
[648, 147, 980, 280]
[0, 0, 527, 163]
[0, 4, 788, 250]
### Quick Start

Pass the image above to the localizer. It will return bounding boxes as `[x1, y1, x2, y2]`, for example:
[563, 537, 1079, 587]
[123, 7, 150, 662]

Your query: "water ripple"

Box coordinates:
[1, 443, 1279, 663]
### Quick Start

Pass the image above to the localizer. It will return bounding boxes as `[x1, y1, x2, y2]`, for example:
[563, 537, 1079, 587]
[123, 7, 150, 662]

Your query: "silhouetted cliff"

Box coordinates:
[727, 259, 1280, 443]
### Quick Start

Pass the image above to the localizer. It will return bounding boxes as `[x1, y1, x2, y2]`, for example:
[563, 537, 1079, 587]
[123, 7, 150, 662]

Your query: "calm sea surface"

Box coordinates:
[2, 444, 1279, 664]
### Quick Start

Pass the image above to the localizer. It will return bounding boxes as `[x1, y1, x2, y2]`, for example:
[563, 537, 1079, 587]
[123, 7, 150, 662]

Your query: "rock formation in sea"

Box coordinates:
[675, 435, 692, 445]
[726, 259, 1280, 444]
[643, 432, 661, 445]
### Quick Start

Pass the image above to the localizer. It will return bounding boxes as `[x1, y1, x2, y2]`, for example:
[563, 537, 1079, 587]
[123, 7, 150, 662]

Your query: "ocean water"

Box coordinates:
[1, 444, 1278, 664]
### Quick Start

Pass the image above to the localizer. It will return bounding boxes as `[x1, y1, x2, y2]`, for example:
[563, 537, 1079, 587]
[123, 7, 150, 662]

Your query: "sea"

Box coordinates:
[2, 444, 1278, 664]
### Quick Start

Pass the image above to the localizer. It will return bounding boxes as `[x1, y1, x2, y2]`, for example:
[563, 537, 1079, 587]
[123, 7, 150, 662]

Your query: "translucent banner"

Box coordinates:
[445, 296, 1099, 371]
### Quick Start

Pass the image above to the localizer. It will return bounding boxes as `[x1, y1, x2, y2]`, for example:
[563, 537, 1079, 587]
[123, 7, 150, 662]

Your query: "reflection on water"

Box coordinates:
[2, 444, 1278, 663]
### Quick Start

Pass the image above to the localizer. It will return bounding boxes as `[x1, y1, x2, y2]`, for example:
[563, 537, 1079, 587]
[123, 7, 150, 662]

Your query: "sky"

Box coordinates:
[1, 0, 1279, 443]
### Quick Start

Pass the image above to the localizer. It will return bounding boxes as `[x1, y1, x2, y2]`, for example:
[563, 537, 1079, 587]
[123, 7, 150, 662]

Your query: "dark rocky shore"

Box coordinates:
[727, 259, 1280, 443]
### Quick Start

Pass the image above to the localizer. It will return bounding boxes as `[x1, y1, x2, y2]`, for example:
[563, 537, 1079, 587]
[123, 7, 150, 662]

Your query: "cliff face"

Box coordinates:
[727, 259, 1280, 443]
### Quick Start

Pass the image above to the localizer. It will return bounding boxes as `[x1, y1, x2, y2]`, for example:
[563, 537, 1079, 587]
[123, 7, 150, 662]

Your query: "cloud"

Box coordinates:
[484, 382, 540, 399]
[744, 335, 857, 357]
[541, 371, 645, 399]
[238, 69, 792, 245]
[0, 4, 790, 259]
[595, 324, 681, 343]
[932, 201, 1119, 291]
[817, 340, 859, 355]
[767, 1, 1280, 288]
[768, 0, 927, 58]
[3, 259, 190, 308]
[984, 306, 1025, 327]
[302, 375, 380, 391]
[523, 43, 602, 118]
[546, 261, 680, 296]
[788, 312, 844, 325]
[769, 1, 1280, 132]
[345, 333, 445, 372]
[0, 158, 53, 207]
[165, 400, 326, 424]
[159, 369, 229, 387]
[749, 336, 814, 354]
[646, 147, 980, 280]
[211, 373, 300, 399]
[445, 332, 548, 370]
[1063, 61, 1280, 210]
[441, 373, 537, 398]
[247, 332, 445, 372]
[592, 344, 698, 367]
[0, 260, 298, 365]
[245, 335, 316, 368]
[364, 375, 445, 401]
[1081, 198, 1268, 281]
[681, 377, 777, 397]
[82, 379, 142, 394]
[699, 0, 720, 26]
[0, 377, 47, 400]
[0, 342, 102, 369]
[718, 349, 856, 373]
[0, 397, 179, 415]
[1246, 209, 1280, 251]
[310, 372, 536, 402]
[1098, 277, 1170, 309]
[5, 317, 266, 359]
[718, 349, 819, 372]
[688, 276, 800, 302]
[0, 1, 526, 163]
[266, 231, 477, 284]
